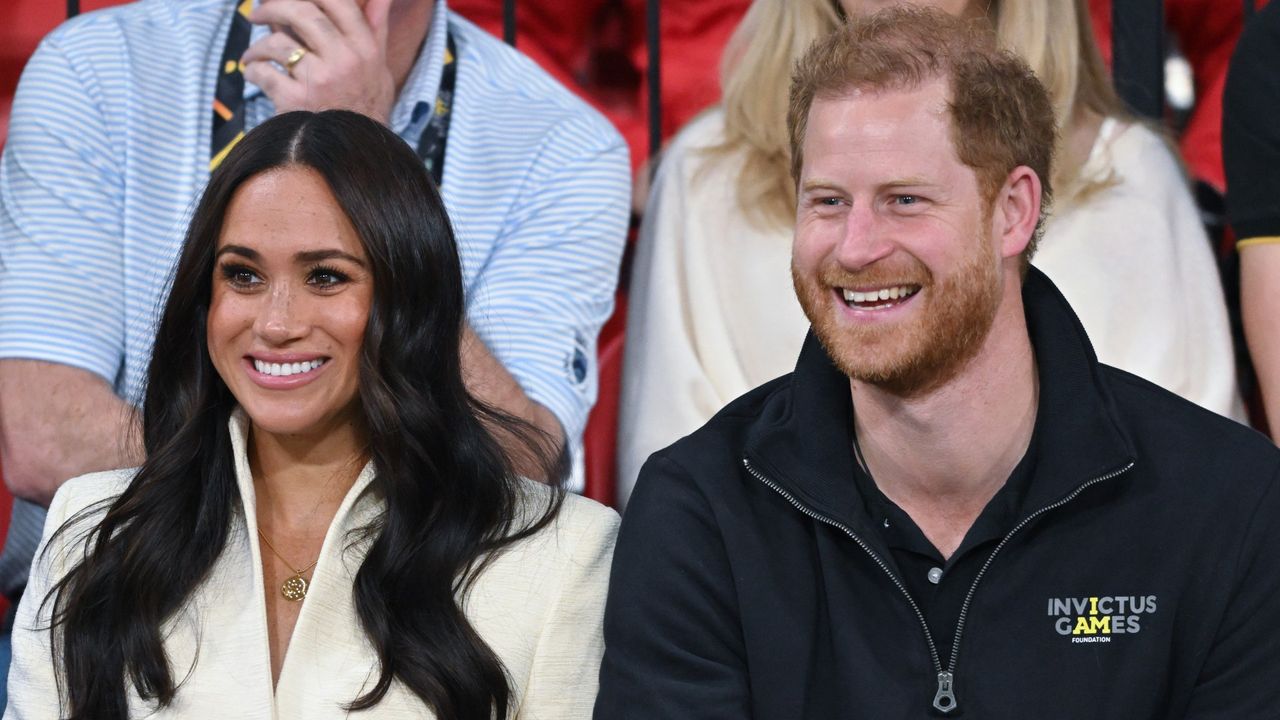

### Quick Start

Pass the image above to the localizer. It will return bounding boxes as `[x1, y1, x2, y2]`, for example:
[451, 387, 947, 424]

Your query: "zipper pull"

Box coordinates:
[933, 671, 958, 714]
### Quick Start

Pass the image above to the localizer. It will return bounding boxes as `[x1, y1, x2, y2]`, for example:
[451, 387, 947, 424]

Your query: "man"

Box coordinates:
[0, 0, 628, 680]
[1227, 0, 1280, 442]
[596, 8, 1280, 718]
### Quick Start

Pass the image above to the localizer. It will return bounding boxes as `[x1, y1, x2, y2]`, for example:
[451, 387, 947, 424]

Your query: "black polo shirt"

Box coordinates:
[850, 432, 1040, 665]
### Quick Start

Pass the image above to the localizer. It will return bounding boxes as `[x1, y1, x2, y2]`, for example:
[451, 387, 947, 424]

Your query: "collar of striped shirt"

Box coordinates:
[243, 0, 450, 137]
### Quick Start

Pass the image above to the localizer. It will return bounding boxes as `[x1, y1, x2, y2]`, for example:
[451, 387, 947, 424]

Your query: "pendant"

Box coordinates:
[281, 574, 308, 602]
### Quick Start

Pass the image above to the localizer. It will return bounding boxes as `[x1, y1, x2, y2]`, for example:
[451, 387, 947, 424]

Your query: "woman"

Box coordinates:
[618, 0, 1243, 504]
[6, 110, 618, 719]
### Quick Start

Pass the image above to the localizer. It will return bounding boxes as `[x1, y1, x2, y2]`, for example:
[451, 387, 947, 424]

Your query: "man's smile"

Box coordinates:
[839, 284, 922, 310]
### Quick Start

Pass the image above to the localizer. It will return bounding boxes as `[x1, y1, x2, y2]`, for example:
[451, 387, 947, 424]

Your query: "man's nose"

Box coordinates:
[253, 283, 306, 344]
[833, 204, 895, 270]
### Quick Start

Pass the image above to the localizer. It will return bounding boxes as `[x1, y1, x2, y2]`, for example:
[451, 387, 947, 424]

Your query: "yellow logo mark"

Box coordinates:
[1072, 615, 1111, 635]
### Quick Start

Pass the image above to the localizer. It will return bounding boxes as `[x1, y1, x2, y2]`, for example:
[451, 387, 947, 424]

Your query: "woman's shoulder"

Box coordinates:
[1098, 119, 1186, 188]
[656, 108, 735, 176]
[49, 468, 137, 523]
[512, 481, 620, 556]
[472, 482, 619, 591]
[668, 107, 729, 154]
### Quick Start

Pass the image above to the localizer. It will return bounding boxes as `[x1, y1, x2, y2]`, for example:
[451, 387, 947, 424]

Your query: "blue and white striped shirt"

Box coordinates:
[0, 0, 630, 456]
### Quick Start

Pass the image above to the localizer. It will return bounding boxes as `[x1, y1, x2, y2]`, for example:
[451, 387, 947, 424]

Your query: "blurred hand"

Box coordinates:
[243, 0, 397, 124]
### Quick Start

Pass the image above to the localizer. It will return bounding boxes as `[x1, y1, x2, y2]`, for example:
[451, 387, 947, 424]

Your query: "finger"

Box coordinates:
[362, 0, 395, 50]
[242, 59, 301, 100]
[304, 0, 378, 46]
[250, 1, 344, 58]
[241, 31, 307, 69]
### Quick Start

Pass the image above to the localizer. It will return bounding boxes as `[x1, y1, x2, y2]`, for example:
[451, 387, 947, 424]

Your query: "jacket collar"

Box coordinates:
[743, 267, 1137, 533]
[227, 408, 382, 543]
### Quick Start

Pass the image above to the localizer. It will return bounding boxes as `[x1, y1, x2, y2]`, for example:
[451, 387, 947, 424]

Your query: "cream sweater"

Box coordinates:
[618, 110, 1244, 506]
[6, 413, 619, 719]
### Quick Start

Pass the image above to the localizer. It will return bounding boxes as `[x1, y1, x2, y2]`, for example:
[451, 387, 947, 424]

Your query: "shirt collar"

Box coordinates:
[744, 268, 1136, 534]
[392, 0, 451, 133]
[242, 0, 451, 136]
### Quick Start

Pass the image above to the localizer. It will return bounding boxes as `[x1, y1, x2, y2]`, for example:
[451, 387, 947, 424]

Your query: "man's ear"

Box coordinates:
[993, 166, 1042, 260]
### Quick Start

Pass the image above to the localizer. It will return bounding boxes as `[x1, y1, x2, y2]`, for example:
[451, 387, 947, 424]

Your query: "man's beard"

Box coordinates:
[792, 230, 1002, 398]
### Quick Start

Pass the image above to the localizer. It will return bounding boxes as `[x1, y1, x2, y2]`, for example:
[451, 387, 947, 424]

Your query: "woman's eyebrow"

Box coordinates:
[294, 249, 368, 268]
[214, 244, 260, 261]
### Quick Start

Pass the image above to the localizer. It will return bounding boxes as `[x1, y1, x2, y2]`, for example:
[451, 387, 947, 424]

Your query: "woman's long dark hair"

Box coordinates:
[44, 110, 566, 719]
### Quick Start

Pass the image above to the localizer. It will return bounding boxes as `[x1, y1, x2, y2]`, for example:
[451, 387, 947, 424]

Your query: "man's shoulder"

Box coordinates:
[648, 374, 793, 484]
[39, 0, 227, 56]
[447, 13, 623, 152]
[1102, 366, 1280, 490]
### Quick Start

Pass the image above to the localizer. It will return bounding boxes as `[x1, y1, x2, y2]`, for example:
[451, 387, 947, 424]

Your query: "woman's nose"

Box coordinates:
[252, 283, 307, 344]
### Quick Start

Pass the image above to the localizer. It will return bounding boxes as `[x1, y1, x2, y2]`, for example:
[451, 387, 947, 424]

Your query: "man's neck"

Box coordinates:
[853, 285, 1038, 558]
[388, 0, 436, 95]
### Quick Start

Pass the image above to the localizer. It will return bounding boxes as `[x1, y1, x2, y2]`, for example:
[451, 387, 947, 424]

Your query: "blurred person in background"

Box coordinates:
[1226, 0, 1280, 442]
[618, 0, 1243, 505]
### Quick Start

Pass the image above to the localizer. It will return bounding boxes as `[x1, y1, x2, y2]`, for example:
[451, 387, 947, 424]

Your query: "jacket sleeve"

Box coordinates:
[1181, 462, 1280, 717]
[5, 477, 83, 718]
[518, 501, 620, 720]
[594, 454, 751, 719]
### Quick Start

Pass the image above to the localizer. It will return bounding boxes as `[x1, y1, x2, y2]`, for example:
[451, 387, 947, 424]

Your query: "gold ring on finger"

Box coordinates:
[285, 47, 308, 75]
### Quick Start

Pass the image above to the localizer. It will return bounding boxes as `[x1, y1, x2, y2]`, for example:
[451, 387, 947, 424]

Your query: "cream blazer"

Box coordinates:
[5, 413, 619, 719]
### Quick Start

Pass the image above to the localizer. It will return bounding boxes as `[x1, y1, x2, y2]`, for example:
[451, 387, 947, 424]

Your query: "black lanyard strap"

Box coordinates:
[416, 32, 457, 188]
[210, 1, 252, 171]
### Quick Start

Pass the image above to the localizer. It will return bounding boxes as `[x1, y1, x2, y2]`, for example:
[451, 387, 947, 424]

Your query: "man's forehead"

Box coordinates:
[806, 84, 954, 155]
[816, 76, 952, 117]
[801, 79, 969, 183]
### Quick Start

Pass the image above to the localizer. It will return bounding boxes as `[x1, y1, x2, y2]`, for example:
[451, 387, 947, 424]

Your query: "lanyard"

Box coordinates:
[210, 1, 457, 188]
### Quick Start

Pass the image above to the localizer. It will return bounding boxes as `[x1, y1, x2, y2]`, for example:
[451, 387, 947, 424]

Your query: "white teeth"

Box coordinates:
[841, 285, 919, 308]
[253, 358, 326, 377]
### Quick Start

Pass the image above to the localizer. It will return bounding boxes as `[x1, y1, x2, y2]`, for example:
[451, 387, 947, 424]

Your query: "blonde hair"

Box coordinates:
[715, 0, 1127, 228]
[713, 0, 842, 229]
[992, 0, 1129, 201]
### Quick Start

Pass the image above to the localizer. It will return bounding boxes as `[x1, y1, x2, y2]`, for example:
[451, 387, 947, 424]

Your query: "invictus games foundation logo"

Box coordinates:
[1047, 595, 1158, 644]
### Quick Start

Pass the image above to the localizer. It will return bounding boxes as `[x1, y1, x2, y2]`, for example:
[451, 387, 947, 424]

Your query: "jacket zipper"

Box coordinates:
[743, 456, 1134, 715]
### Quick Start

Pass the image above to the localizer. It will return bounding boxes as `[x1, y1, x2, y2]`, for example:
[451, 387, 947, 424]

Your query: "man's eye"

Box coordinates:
[895, 195, 920, 206]
[819, 197, 843, 207]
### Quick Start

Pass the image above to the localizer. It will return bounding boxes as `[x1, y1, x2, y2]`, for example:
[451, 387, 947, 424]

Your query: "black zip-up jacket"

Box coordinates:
[595, 270, 1280, 719]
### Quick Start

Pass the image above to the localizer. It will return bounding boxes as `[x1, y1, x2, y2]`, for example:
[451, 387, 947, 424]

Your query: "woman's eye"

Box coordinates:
[307, 266, 350, 288]
[220, 264, 261, 288]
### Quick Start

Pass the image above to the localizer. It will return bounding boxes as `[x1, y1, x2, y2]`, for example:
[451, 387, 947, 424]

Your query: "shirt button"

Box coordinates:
[928, 567, 943, 584]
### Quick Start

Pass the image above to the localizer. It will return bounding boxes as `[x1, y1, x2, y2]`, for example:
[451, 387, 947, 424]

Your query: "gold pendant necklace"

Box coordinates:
[257, 529, 320, 602]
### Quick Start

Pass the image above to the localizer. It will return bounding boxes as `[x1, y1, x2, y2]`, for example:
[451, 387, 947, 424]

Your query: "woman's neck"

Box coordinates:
[248, 422, 367, 535]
